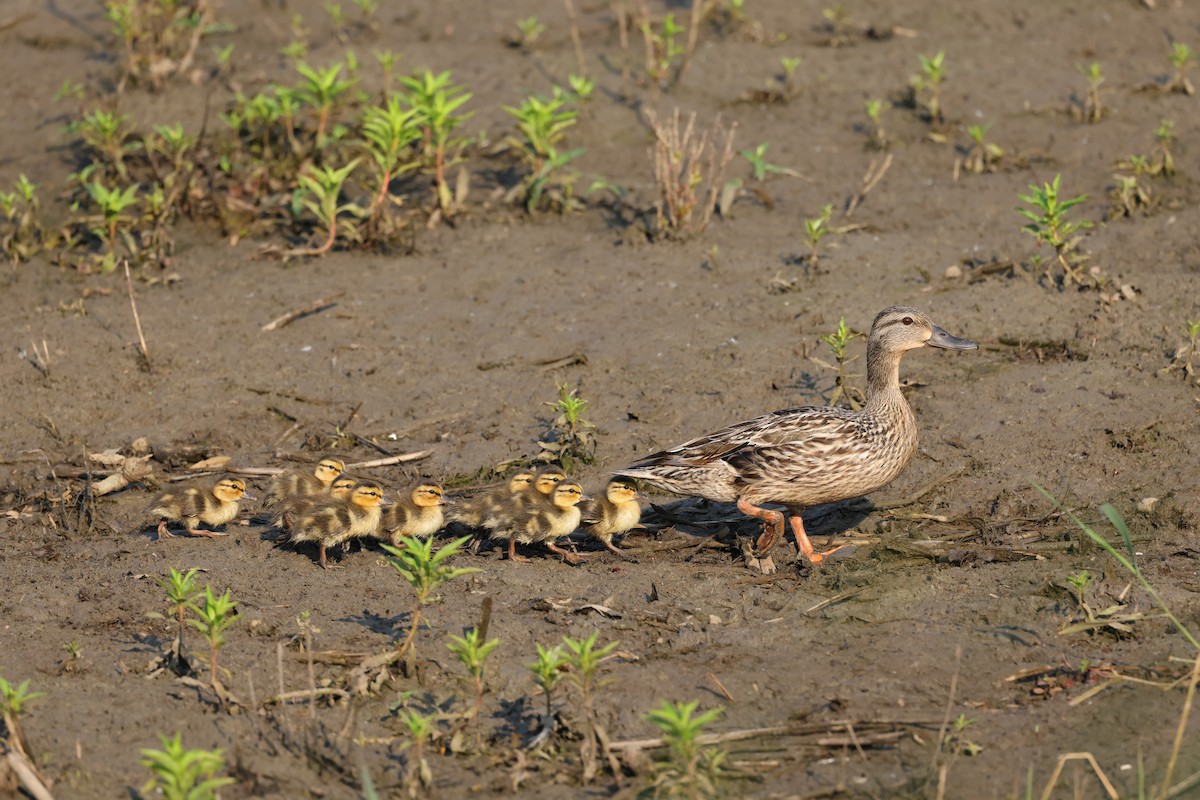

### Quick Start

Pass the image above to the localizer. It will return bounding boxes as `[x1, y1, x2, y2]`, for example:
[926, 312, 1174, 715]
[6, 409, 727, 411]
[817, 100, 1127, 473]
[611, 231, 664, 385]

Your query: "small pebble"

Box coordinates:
[944, 264, 962, 280]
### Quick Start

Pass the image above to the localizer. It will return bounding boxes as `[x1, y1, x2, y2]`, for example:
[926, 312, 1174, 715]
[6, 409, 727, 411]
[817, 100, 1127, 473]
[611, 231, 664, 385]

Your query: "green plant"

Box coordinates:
[325, 2, 347, 40]
[382, 535, 478, 671]
[537, 382, 596, 468]
[527, 643, 568, 745]
[0, 676, 44, 719]
[1079, 62, 1105, 124]
[1162, 318, 1200, 379]
[396, 708, 436, 793]
[1, 175, 43, 263]
[1166, 42, 1195, 95]
[563, 632, 621, 783]
[738, 142, 801, 183]
[1108, 171, 1151, 220]
[105, 0, 215, 90]
[910, 50, 946, 125]
[361, 96, 421, 219]
[780, 56, 801, 86]
[802, 203, 834, 268]
[644, 700, 728, 798]
[1153, 119, 1176, 176]
[291, 159, 365, 257]
[447, 627, 501, 737]
[140, 733, 233, 800]
[514, 15, 545, 47]
[961, 123, 1003, 174]
[400, 70, 473, 214]
[864, 98, 888, 149]
[1016, 174, 1093, 287]
[505, 92, 585, 211]
[156, 567, 202, 672]
[647, 108, 736, 239]
[821, 4, 856, 45]
[568, 73, 595, 101]
[77, 109, 135, 178]
[187, 585, 238, 686]
[296, 61, 355, 147]
[85, 178, 140, 260]
[641, 12, 685, 84]
[813, 317, 864, 409]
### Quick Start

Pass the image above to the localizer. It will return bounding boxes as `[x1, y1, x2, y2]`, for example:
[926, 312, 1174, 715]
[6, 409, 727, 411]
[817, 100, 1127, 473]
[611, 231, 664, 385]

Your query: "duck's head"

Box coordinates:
[214, 478, 251, 502]
[605, 478, 641, 505]
[507, 471, 536, 493]
[870, 306, 978, 353]
[349, 484, 387, 509]
[411, 483, 447, 508]
[314, 458, 347, 484]
[533, 466, 566, 495]
[551, 480, 588, 509]
[330, 476, 358, 499]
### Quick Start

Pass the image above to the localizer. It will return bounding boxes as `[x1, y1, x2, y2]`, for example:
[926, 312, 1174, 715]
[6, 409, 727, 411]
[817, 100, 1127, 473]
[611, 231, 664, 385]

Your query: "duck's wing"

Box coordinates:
[725, 408, 866, 484]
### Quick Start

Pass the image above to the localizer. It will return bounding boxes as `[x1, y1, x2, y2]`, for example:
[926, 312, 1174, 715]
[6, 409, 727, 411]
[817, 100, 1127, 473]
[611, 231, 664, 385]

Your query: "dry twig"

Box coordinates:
[846, 153, 893, 217]
[124, 260, 150, 368]
[262, 292, 345, 332]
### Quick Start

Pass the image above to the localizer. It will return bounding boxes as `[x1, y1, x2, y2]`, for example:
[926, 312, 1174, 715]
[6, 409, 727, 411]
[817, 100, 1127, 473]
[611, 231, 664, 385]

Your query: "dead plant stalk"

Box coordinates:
[123, 259, 150, 367]
[647, 108, 736, 238]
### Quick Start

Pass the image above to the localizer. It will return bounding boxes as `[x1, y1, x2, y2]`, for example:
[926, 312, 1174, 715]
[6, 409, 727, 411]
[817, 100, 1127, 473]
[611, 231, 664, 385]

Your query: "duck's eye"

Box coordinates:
[902, 316, 913, 325]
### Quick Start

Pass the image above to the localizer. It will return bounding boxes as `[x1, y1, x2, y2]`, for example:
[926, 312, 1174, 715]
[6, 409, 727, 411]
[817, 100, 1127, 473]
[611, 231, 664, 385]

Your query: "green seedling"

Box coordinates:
[187, 585, 238, 687]
[1078, 62, 1105, 124]
[106, 0, 214, 90]
[505, 92, 584, 212]
[1016, 174, 1093, 287]
[400, 70, 473, 213]
[1153, 119, 1176, 177]
[281, 38, 307, 61]
[140, 733, 233, 800]
[1065, 570, 1091, 605]
[382, 535, 478, 672]
[563, 632, 621, 783]
[568, 73, 595, 101]
[325, 2, 347, 41]
[942, 713, 983, 757]
[738, 142, 802, 183]
[1166, 42, 1195, 95]
[77, 109, 135, 177]
[821, 4, 856, 46]
[447, 627, 501, 739]
[85, 179, 139, 259]
[396, 708, 436, 793]
[0, 676, 44, 719]
[375, 49, 399, 86]
[538, 382, 595, 468]
[291, 159, 366, 256]
[1108, 172, 1151, 220]
[864, 98, 888, 149]
[910, 50, 946, 126]
[156, 567, 202, 674]
[514, 15, 545, 47]
[353, 0, 378, 19]
[1162, 318, 1200, 379]
[296, 62, 355, 147]
[961, 123, 1003, 174]
[361, 96, 421, 217]
[802, 203, 834, 268]
[1, 174, 43, 263]
[527, 643, 568, 746]
[780, 56, 801, 86]
[813, 317, 864, 409]
[641, 12, 685, 83]
[1057, 561, 1145, 639]
[644, 700, 728, 799]
[213, 43, 234, 74]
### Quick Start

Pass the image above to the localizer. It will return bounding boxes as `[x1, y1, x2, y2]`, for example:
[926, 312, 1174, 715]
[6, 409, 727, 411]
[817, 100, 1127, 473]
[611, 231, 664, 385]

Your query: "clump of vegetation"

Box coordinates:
[395, 706, 437, 794]
[1164, 42, 1195, 95]
[802, 203, 834, 269]
[106, 0, 218, 91]
[1016, 174, 1094, 288]
[909, 50, 947, 128]
[646, 109, 736, 239]
[537, 382, 596, 469]
[140, 733, 234, 800]
[155, 566, 203, 675]
[1153, 119, 1177, 177]
[527, 643, 569, 746]
[640, 12, 686, 85]
[563, 632, 622, 783]
[447, 627, 501, 745]
[187, 585, 239, 689]
[509, 15, 546, 49]
[820, 4, 858, 47]
[643, 700, 729, 799]
[1162, 318, 1199, 379]
[1, 675, 50, 797]
[812, 317, 864, 408]
[958, 123, 1004, 175]
[400, 70, 473, 217]
[0, 175, 45, 264]
[1057, 569, 1143, 638]
[864, 99, 889, 149]
[505, 90, 585, 212]
[1077, 62, 1106, 124]
[381, 535, 478, 675]
[1108, 156, 1153, 219]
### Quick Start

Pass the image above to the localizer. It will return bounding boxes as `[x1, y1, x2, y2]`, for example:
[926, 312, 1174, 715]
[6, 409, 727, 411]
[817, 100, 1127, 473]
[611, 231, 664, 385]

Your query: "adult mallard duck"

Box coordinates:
[146, 477, 254, 540]
[617, 306, 977, 569]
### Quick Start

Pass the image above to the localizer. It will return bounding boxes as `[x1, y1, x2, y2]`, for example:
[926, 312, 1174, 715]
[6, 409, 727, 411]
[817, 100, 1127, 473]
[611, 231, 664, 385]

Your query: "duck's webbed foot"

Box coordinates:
[736, 498, 785, 557]
[789, 514, 850, 564]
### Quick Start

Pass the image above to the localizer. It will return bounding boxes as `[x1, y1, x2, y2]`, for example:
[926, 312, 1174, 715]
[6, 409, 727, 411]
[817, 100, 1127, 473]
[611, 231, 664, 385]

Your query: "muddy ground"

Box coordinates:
[1, 0, 1199, 797]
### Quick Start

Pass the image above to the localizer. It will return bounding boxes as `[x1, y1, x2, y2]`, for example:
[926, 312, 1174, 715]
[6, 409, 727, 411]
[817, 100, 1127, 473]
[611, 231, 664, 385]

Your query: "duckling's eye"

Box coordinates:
[902, 316, 913, 325]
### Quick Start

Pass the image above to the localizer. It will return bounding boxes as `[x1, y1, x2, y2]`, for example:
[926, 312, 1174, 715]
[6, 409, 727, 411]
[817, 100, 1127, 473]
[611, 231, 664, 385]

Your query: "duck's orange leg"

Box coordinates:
[789, 514, 850, 564]
[736, 498, 785, 555]
[545, 541, 583, 565]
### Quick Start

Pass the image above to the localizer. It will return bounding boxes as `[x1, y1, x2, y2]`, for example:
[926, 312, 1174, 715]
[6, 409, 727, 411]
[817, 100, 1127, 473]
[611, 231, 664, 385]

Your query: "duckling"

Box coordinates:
[379, 483, 449, 545]
[474, 465, 566, 534]
[264, 458, 346, 509]
[581, 478, 643, 555]
[146, 477, 254, 540]
[452, 470, 534, 528]
[289, 483, 387, 569]
[272, 475, 358, 531]
[491, 480, 588, 564]
[617, 306, 977, 569]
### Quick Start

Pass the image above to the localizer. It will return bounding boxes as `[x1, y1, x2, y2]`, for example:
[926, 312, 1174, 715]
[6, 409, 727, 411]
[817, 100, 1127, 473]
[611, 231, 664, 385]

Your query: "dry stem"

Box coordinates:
[261, 292, 345, 332]
[123, 260, 150, 368]
[646, 108, 736, 238]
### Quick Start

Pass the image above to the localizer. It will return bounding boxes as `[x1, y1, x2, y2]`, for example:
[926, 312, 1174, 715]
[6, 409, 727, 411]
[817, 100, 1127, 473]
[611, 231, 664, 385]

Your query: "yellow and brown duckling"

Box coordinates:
[490, 479, 588, 564]
[264, 458, 345, 509]
[379, 483, 449, 545]
[272, 475, 358, 531]
[146, 477, 253, 540]
[581, 478, 643, 556]
[289, 483, 388, 569]
[617, 306, 977, 570]
[452, 470, 534, 529]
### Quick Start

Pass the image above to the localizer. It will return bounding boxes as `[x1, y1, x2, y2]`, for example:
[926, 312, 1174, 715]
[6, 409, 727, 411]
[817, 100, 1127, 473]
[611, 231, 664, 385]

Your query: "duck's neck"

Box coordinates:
[863, 340, 910, 416]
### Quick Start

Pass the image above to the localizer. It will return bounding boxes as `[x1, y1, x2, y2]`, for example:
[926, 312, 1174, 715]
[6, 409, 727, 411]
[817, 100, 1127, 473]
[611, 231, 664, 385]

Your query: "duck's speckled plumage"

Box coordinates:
[264, 459, 345, 509]
[452, 471, 535, 528]
[618, 306, 976, 565]
[581, 478, 642, 555]
[146, 477, 251, 539]
[289, 484, 387, 569]
[380, 483, 448, 544]
[491, 480, 587, 563]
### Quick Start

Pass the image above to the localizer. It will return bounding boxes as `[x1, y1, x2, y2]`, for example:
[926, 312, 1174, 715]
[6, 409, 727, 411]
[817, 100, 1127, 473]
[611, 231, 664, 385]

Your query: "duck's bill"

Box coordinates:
[927, 325, 978, 350]
[241, 493, 258, 502]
